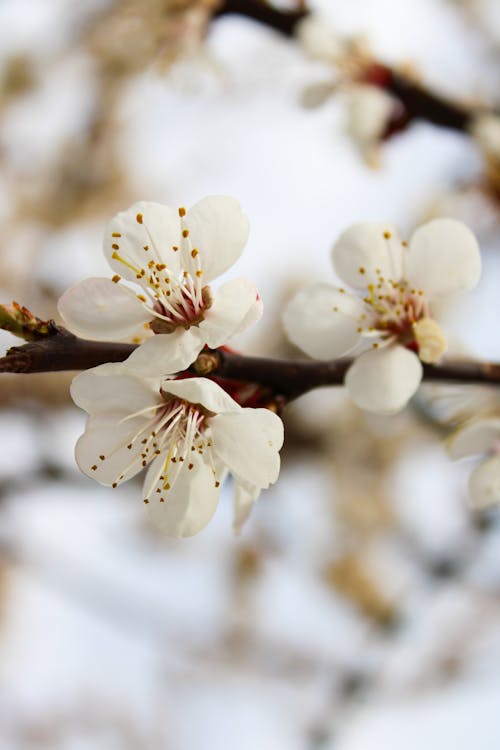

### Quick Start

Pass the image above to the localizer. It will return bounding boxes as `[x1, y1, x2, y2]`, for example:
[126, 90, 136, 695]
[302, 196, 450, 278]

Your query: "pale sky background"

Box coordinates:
[0, 0, 499, 747]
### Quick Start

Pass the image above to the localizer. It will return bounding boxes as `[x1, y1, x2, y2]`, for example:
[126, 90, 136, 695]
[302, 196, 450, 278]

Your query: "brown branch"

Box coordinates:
[2, 326, 500, 402]
[214, 0, 307, 37]
[0, 324, 135, 374]
[383, 69, 473, 133]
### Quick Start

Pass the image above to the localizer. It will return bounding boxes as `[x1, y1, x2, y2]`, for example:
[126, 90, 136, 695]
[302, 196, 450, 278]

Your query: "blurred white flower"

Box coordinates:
[71, 361, 283, 537]
[449, 417, 500, 509]
[58, 196, 262, 374]
[283, 219, 481, 414]
[346, 84, 396, 166]
[470, 113, 500, 162]
[296, 14, 344, 65]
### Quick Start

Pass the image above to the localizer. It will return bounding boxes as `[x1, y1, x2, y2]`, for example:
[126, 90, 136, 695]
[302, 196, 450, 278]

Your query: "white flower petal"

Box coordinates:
[162, 377, 241, 415]
[145, 452, 220, 537]
[71, 363, 160, 415]
[347, 84, 394, 150]
[470, 113, 500, 161]
[233, 481, 261, 534]
[75, 415, 149, 485]
[211, 408, 283, 489]
[296, 15, 342, 63]
[448, 417, 500, 460]
[200, 277, 262, 348]
[332, 223, 404, 288]
[125, 328, 204, 376]
[345, 345, 423, 414]
[58, 277, 152, 341]
[104, 201, 182, 282]
[406, 218, 481, 299]
[186, 196, 250, 282]
[283, 283, 366, 359]
[469, 456, 500, 510]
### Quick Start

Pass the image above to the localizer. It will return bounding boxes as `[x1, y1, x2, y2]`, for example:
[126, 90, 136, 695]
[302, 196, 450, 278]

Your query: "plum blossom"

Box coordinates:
[448, 418, 500, 510]
[70, 358, 283, 537]
[470, 112, 500, 195]
[346, 84, 396, 166]
[283, 219, 481, 414]
[470, 113, 500, 165]
[58, 196, 262, 374]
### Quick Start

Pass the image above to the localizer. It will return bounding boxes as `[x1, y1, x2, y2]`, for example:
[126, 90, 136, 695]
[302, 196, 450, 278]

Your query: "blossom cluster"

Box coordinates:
[59, 194, 489, 534]
[59, 196, 283, 537]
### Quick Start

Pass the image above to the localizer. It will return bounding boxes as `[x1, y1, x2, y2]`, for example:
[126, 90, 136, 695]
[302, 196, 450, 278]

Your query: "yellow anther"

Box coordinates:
[191, 248, 198, 258]
[383, 231, 392, 239]
[182, 229, 189, 238]
[112, 232, 121, 238]
[136, 213, 143, 224]
[112, 274, 120, 283]
[178, 207, 186, 217]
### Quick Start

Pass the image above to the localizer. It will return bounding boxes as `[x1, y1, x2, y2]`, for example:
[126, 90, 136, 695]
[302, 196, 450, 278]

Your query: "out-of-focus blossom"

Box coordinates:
[283, 219, 481, 414]
[71, 361, 283, 537]
[296, 15, 405, 165]
[449, 417, 500, 508]
[470, 113, 500, 196]
[58, 196, 262, 373]
[87, 0, 222, 77]
[346, 84, 396, 166]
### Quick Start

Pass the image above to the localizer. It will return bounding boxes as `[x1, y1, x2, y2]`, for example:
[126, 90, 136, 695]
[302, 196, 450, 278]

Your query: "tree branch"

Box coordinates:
[2, 326, 500, 402]
[0, 325, 135, 374]
[214, 0, 307, 37]
[381, 68, 472, 133]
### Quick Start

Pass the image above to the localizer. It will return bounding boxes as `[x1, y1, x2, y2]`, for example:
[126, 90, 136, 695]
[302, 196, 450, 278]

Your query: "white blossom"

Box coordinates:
[346, 84, 395, 165]
[296, 14, 343, 65]
[283, 219, 481, 414]
[58, 196, 262, 374]
[449, 417, 500, 510]
[470, 113, 500, 163]
[70, 360, 283, 537]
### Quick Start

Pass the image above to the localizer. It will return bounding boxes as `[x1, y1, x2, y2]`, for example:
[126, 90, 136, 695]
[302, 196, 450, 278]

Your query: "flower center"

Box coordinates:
[110, 208, 212, 334]
[91, 393, 220, 499]
[346, 270, 447, 363]
[149, 285, 212, 334]
[360, 276, 427, 344]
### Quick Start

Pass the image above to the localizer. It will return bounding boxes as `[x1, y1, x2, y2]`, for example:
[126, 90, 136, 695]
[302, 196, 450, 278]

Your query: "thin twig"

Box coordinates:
[2, 325, 500, 401]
